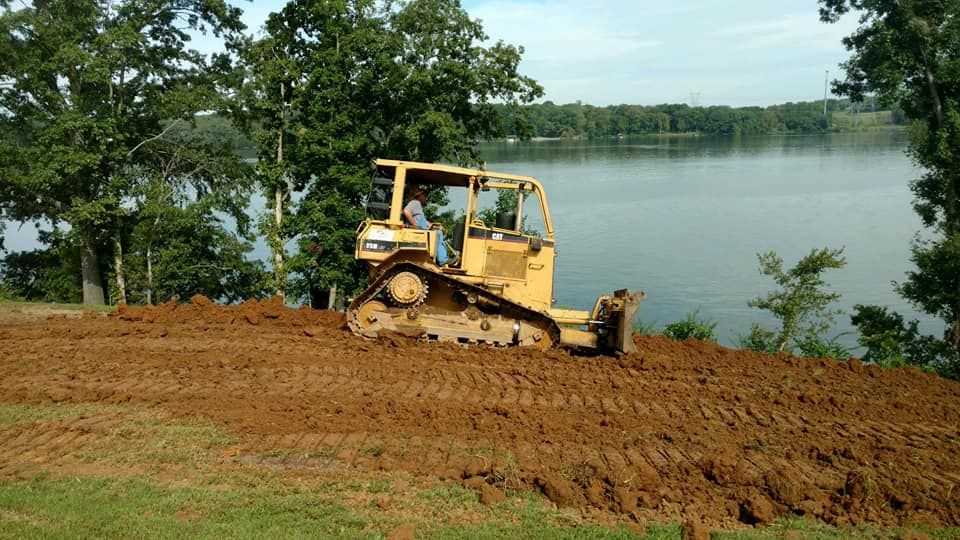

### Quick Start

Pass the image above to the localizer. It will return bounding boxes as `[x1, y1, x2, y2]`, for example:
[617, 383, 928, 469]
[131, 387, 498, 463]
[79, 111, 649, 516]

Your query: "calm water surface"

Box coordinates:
[476, 131, 940, 348]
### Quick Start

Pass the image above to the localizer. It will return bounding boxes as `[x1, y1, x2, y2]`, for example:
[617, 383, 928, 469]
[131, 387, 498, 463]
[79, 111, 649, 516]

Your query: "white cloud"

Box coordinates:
[471, 0, 674, 63]
[713, 12, 859, 51]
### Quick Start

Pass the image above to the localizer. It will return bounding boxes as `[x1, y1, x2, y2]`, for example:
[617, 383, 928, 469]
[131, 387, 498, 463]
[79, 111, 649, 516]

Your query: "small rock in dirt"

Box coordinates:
[898, 531, 930, 540]
[843, 469, 874, 503]
[463, 476, 486, 491]
[681, 518, 710, 540]
[795, 498, 824, 517]
[699, 452, 756, 487]
[190, 294, 213, 307]
[739, 494, 776, 525]
[376, 495, 392, 510]
[763, 469, 804, 507]
[614, 486, 637, 514]
[847, 358, 865, 374]
[479, 484, 505, 505]
[626, 518, 648, 536]
[439, 467, 461, 481]
[387, 524, 415, 540]
[585, 482, 605, 507]
[536, 473, 578, 507]
[637, 491, 658, 509]
[633, 462, 662, 490]
[302, 325, 324, 337]
[463, 456, 489, 478]
[244, 311, 261, 325]
[44, 387, 70, 403]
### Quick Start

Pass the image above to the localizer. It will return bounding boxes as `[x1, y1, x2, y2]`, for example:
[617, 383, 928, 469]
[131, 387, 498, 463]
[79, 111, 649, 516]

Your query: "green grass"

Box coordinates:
[0, 403, 233, 472]
[2, 475, 957, 540]
[0, 403, 105, 428]
[0, 474, 372, 540]
[0, 476, 655, 540]
[1, 403, 959, 539]
[0, 299, 115, 313]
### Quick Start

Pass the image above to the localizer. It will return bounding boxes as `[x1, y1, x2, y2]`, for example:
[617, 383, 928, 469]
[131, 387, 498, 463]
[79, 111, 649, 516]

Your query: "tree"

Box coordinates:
[124, 128, 258, 304]
[0, 1, 245, 304]
[123, 198, 270, 305]
[0, 229, 84, 303]
[850, 304, 950, 372]
[821, 0, 960, 374]
[232, 30, 301, 298]
[745, 248, 847, 353]
[248, 0, 542, 304]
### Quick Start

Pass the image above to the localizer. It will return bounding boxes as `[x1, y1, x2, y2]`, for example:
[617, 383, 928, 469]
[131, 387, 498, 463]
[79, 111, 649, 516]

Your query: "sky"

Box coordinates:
[227, 0, 861, 108]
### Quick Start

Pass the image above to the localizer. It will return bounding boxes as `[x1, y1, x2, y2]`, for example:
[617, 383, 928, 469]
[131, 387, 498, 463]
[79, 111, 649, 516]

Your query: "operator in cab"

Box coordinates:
[403, 184, 451, 266]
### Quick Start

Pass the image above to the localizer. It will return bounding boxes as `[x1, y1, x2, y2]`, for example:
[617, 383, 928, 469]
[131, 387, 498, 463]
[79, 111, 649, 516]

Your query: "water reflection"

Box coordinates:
[477, 131, 939, 349]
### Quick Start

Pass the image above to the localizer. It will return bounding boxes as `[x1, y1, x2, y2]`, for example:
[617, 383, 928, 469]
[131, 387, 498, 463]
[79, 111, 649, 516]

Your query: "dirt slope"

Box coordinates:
[1, 296, 958, 529]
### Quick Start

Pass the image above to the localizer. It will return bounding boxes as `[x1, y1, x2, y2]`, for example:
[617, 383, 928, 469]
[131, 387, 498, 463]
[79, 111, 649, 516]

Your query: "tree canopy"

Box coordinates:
[237, 0, 542, 304]
[821, 0, 960, 375]
[0, 0, 261, 305]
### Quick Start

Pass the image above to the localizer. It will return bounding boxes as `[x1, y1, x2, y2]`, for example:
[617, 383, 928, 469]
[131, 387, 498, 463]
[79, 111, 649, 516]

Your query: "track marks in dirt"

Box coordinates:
[0, 413, 126, 477]
[1, 298, 959, 528]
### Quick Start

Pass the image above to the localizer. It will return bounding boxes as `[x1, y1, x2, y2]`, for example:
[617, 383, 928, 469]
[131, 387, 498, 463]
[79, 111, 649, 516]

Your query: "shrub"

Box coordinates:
[795, 336, 850, 360]
[746, 247, 846, 353]
[662, 311, 717, 341]
[737, 323, 779, 353]
[851, 304, 956, 374]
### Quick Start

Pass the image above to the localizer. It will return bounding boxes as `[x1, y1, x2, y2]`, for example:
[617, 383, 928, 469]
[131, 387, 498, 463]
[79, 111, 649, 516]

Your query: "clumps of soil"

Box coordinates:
[113, 294, 343, 330]
[5, 299, 960, 530]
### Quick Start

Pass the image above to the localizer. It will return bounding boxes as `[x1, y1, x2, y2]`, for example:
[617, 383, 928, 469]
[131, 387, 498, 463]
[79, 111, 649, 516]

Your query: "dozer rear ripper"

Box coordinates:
[348, 159, 644, 354]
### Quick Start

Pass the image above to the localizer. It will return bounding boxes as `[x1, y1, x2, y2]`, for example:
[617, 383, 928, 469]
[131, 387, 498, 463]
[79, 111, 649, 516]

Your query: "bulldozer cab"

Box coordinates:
[357, 159, 558, 313]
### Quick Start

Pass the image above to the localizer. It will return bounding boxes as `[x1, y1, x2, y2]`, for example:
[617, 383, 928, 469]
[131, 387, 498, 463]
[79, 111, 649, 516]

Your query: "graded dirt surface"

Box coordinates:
[1, 297, 959, 531]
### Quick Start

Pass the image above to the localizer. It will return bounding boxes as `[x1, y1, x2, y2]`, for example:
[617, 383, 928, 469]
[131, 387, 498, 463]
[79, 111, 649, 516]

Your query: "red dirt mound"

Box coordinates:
[1, 300, 958, 529]
[113, 294, 344, 329]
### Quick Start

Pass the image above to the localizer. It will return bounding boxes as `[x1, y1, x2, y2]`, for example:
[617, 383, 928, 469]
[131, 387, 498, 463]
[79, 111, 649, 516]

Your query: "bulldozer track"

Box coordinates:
[347, 261, 561, 347]
[1, 298, 959, 527]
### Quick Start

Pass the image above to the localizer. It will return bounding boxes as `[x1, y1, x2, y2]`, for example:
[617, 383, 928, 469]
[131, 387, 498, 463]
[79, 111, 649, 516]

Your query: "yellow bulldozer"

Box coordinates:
[347, 158, 643, 354]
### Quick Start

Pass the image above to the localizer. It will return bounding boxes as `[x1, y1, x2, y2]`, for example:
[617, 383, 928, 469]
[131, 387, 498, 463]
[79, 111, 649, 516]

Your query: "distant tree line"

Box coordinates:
[162, 97, 907, 157]
[496, 99, 905, 139]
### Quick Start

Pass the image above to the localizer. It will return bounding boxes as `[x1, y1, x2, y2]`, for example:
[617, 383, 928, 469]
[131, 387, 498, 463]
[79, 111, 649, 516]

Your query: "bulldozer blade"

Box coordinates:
[614, 289, 645, 354]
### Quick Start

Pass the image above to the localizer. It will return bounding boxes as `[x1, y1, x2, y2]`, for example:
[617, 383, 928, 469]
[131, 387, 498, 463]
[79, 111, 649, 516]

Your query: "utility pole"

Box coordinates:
[823, 70, 829, 116]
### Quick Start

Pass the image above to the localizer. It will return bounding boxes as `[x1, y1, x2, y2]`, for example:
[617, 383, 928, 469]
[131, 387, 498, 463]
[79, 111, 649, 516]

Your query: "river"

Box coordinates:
[475, 131, 940, 348]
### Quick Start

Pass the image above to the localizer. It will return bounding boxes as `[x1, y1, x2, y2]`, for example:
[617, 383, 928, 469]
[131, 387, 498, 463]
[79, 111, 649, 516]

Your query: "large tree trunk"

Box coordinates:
[327, 283, 337, 310]
[272, 81, 287, 298]
[146, 241, 154, 306]
[113, 229, 126, 304]
[274, 184, 285, 297]
[81, 235, 106, 305]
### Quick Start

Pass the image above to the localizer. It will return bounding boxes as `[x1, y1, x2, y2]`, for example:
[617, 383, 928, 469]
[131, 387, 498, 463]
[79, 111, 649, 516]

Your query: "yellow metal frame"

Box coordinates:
[356, 159, 574, 317]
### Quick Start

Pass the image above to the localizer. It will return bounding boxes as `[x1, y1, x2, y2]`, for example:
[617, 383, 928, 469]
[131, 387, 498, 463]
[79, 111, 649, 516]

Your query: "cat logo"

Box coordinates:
[491, 232, 504, 241]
